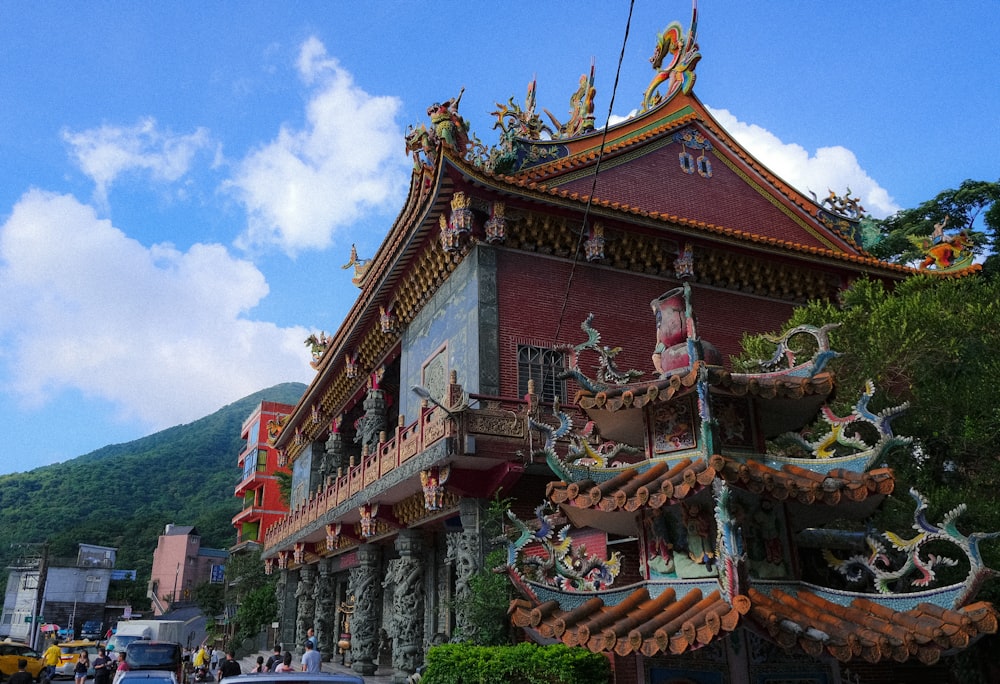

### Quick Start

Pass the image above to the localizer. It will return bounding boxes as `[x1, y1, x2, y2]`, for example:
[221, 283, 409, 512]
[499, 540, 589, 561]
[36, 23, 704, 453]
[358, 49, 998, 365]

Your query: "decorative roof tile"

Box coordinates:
[509, 586, 750, 657]
[747, 587, 999, 665]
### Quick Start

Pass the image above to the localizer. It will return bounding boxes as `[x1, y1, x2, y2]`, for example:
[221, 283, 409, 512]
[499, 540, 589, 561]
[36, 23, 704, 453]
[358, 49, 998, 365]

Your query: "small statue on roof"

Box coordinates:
[342, 243, 371, 287]
[642, 1, 701, 111]
[492, 79, 552, 141]
[405, 89, 474, 169]
[305, 331, 330, 368]
[545, 60, 596, 139]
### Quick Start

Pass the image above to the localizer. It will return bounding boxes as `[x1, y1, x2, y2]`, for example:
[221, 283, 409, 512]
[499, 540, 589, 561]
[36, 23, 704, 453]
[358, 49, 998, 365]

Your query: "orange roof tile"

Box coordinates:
[747, 587, 999, 665]
[510, 586, 750, 657]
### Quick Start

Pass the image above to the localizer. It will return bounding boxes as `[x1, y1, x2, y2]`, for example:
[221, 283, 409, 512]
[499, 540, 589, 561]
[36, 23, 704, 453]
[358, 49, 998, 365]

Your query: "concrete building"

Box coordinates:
[148, 525, 227, 616]
[1, 543, 116, 646]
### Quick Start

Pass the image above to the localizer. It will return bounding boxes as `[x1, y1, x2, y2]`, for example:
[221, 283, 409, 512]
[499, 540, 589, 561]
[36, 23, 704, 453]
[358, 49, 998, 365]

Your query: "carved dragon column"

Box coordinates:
[314, 559, 337, 662]
[295, 564, 316, 656]
[355, 387, 388, 458]
[349, 545, 383, 676]
[386, 530, 425, 684]
[447, 499, 483, 641]
[276, 569, 297, 652]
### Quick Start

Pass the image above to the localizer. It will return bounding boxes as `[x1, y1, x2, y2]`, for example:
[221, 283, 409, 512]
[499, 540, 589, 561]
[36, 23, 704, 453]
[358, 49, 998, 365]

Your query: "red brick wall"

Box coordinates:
[494, 250, 797, 401]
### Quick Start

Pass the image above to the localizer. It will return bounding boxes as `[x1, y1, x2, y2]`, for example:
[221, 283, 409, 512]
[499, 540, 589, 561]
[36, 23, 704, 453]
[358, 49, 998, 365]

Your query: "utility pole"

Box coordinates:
[32, 543, 49, 650]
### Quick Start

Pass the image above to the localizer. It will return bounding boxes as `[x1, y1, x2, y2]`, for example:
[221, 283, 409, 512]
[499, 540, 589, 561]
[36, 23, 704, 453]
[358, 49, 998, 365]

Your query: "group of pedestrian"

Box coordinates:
[247, 626, 320, 676]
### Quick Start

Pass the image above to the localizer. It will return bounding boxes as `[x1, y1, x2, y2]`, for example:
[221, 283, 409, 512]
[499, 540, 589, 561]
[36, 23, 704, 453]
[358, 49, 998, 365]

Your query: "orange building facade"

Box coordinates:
[232, 400, 295, 552]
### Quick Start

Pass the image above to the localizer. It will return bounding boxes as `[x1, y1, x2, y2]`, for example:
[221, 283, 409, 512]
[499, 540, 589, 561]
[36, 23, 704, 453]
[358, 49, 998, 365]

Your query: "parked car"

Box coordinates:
[55, 641, 99, 679]
[0, 641, 44, 681]
[80, 622, 103, 642]
[115, 671, 178, 684]
[123, 641, 182, 684]
[223, 674, 364, 684]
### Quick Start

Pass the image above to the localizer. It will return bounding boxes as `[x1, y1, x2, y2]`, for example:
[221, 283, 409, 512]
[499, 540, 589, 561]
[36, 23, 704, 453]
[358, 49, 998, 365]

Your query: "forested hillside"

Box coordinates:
[0, 383, 305, 599]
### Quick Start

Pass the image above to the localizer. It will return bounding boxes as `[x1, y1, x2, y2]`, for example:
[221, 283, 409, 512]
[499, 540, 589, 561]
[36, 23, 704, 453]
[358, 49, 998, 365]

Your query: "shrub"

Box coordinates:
[421, 642, 611, 684]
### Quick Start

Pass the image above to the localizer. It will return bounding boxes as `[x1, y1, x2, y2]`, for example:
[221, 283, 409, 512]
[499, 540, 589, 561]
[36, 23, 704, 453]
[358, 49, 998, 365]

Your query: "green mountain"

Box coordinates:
[0, 383, 305, 600]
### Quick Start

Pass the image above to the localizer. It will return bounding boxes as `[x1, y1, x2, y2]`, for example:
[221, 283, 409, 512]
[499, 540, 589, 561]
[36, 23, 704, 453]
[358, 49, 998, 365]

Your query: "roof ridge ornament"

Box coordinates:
[405, 88, 477, 170]
[544, 59, 597, 140]
[642, 0, 701, 111]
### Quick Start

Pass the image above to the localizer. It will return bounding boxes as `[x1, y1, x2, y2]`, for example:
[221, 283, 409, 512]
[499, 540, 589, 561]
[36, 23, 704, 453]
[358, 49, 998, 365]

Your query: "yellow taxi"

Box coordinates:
[0, 640, 45, 680]
[55, 641, 99, 678]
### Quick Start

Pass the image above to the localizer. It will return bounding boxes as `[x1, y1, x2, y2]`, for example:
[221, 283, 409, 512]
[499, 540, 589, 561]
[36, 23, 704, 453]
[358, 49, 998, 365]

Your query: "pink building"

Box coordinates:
[148, 525, 228, 616]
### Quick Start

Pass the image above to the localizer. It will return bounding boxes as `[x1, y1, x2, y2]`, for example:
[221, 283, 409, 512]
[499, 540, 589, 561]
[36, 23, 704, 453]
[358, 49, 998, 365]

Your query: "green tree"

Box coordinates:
[226, 549, 277, 644]
[453, 498, 514, 646]
[868, 179, 1000, 264]
[738, 273, 1000, 680]
[194, 581, 225, 618]
[738, 274, 1000, 580]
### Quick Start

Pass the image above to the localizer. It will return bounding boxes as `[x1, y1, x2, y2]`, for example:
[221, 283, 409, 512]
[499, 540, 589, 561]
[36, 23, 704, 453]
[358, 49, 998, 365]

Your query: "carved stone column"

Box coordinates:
[354, 388, 388, 457]
[349, 545, 383, 676]
[314, 559, 336, 661]
[449, 499, 484, 641]
[276, 569, 297, 652]
[295, 564, 316, 656]
[386, 530, 424, 684]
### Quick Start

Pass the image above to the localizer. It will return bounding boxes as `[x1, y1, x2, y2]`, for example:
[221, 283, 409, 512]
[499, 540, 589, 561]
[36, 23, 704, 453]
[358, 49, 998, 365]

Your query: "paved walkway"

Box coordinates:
[237, 651, 396, 683]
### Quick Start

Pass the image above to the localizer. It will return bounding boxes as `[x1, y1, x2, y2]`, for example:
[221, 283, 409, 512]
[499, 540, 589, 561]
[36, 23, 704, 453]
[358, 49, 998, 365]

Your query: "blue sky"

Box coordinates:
[1, 2, 997, 476]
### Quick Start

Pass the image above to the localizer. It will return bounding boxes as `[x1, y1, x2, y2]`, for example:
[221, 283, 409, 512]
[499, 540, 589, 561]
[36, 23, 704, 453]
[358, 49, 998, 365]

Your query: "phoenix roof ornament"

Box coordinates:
[642, 0, 701, 111]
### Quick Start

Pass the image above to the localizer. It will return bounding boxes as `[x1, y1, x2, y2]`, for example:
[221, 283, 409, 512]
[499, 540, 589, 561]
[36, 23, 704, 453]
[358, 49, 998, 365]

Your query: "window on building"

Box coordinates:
[517, 345, 567, 403]
[85, 575, 102, 593]
[256, 448, 268, 472]
[20, 574, 37, 590]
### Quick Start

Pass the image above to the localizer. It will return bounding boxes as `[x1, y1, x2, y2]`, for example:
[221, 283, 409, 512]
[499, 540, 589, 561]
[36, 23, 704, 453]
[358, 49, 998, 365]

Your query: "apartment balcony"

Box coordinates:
[263, 393, 536, 557]
[234, 470, 268, 497]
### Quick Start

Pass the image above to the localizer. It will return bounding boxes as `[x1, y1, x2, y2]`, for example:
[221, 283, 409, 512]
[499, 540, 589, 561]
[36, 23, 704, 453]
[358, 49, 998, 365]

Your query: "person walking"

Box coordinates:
[264, 647, 281, 672]
[42, 641, 61, 683]
[74, 650, 90, 684]
[300, 641, 320, 673]
[9, 659, 33, 684]
[273, 653, 293, 673]
[216, 651, 241, 682]
[111, 651, 130, 684]
[93, 647, 112, 684]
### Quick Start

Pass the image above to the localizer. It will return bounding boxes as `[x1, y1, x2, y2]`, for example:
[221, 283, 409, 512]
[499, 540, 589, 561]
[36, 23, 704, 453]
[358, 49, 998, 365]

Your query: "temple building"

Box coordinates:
[260, 6, 991, 683]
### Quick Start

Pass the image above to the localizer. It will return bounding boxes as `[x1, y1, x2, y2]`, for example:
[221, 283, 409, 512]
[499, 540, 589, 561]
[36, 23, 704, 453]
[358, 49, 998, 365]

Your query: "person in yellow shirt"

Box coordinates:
[193, 646, 207, 668]
[42, 641, 62, 682]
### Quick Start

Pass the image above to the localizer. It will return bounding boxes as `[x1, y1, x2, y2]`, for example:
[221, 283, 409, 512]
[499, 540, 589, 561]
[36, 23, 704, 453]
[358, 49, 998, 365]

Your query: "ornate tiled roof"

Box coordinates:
[510, 584, 998, 664]
[547, 455, 894, 513]
[510, 586, 750, 657]
[573, 363, 835, 413]
[747, 587, 999, 665]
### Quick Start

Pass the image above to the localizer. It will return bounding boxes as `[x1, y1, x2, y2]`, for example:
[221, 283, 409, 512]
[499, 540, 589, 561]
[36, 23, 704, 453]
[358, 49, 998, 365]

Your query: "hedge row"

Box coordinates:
[420, 642, 611, 684]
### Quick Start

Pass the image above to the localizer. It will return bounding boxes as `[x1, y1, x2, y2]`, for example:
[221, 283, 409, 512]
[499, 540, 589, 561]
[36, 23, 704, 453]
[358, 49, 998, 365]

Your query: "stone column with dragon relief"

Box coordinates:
[295, 564, 316, 656]
[314, 558, 337, 661]
[447, 499, 483, 641]
[385, 530, 424, 684]
[276, 569, 297, 652]
[348, 545, 382, 676]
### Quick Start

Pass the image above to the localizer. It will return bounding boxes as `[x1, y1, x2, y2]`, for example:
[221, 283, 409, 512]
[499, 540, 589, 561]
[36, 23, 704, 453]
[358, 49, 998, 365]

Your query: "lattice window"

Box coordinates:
[517, 345, 566, 403]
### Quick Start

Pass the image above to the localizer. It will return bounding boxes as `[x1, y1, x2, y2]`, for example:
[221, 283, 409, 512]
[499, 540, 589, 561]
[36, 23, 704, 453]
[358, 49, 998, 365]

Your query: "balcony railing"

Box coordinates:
[263, 394, 531, 554]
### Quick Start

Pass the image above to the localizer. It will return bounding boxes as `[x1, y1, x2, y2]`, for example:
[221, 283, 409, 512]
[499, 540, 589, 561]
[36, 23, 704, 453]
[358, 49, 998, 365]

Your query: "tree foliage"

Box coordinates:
[226, 548, 277, 644]
[738, 274, 1000, 583]
[868, 179, 1000, 264]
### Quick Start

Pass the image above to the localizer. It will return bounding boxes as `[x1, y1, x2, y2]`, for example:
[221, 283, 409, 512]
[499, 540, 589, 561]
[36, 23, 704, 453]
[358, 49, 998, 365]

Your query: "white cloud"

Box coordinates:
[63, 118, 213, 206]
[707, 107, 900, 218]
[229, 36, 409, 256]
[0, 189, 314, 429]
